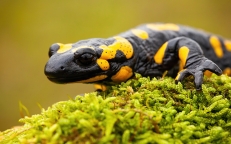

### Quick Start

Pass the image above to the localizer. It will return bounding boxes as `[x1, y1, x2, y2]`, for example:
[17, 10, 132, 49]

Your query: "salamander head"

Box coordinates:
[44, 37, 135, 84]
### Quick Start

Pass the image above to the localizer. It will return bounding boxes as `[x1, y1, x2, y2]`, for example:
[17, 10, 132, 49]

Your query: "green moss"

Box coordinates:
[1, 74, 231, 144]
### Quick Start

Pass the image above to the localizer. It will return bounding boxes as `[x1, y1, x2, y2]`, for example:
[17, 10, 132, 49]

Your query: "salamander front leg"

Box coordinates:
[154, 37, 222, 90]
[175, 58, 222, 90]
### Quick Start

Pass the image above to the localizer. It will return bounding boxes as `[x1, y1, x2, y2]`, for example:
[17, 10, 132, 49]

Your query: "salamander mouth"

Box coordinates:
[46, 71, 108, 84]
[46, 76, 83, 84]
[46, 74, 93, 83]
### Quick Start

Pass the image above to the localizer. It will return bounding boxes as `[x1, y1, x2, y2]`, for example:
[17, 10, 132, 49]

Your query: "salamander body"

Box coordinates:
[45, 23, 231, 90]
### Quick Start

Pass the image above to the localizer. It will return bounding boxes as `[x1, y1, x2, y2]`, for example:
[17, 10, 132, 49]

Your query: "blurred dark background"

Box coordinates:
[0, 0, 231, 131]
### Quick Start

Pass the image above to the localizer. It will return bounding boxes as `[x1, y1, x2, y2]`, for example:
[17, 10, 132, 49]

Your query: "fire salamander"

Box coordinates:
[45, 23, 231, 91]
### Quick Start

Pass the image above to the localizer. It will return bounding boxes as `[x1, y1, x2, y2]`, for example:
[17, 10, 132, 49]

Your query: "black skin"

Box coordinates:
[45, 23, 231, 90]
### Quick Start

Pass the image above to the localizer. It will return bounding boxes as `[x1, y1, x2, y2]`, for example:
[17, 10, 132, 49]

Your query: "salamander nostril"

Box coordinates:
[60, 66, 65, 70]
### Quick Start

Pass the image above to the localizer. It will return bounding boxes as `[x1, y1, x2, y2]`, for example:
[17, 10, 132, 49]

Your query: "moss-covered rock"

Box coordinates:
[1, 74, 231, 144]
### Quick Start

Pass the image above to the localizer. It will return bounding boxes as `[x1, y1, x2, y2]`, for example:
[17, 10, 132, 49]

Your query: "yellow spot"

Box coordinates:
[178, 46, 189, 68]
[209, 36, 223, 58]
[224, 40, 231, 52]
[223, 67, 231, 76]
[97, 59, 110, 70]
[147, 23, 180, 31]
[57, 43, 72, 53]
[71, 45, 94, 53]
[111, 66, 133, 82]
[99, 36, 133, 60]
[204, 70, 213, 77]
[131, 29, 149, 39]
[154, 42, 168, 64]
[77, 75, 107, 83]
[94, 84, 107, 91]
[179, 61, 184, 71]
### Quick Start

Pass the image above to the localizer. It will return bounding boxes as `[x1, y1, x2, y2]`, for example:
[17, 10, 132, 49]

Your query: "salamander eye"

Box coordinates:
[74, 52, 96, 65]
[80, 53, 95, 65]
[74, 48, 97, 65]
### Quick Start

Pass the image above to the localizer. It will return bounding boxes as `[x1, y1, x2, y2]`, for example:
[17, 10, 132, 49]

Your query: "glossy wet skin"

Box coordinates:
[45, 39, 105, 83]
[45, 23, 231, 90]
[45, 37, 135, 84]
